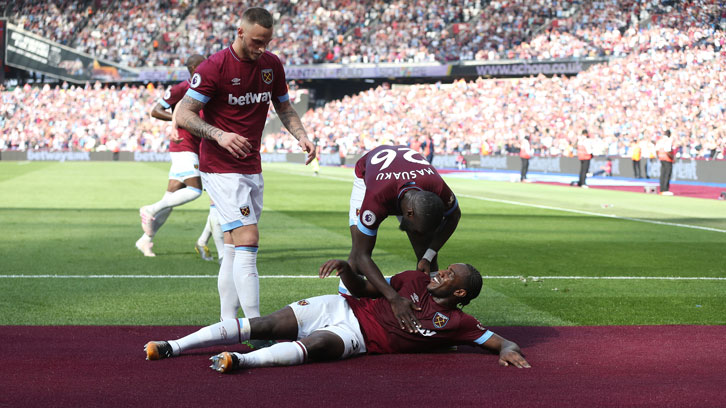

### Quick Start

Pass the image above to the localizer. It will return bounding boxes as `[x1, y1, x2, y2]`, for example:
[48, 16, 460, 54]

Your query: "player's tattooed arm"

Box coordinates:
[173, 95, 251, 158]
[273, 99, 307, 140]
[273, 99, 316, 164]
[173, 96, 224, 142]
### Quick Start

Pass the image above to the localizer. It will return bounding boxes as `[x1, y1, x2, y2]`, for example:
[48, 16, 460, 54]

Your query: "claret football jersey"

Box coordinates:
[159, 79, 201, 154]
[186, 46, 289, 174]
[343, 270, 493, 354]
[354, 145, 458, 235]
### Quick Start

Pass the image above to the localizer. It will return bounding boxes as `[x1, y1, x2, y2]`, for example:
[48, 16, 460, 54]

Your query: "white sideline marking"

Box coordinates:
[268, 167, 725, 233]
[1, 275, 724, 280]
[458, 193, 726, 233]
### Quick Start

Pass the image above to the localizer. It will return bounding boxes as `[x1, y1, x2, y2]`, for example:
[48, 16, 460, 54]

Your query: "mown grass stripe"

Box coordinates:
[458, 193, 726, 233]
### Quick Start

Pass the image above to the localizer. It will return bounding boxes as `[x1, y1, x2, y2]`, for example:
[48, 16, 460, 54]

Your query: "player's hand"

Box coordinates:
[416, 259, 431, 274]
[499, 349, 531, 368]
[170, 117, 183, 143]
[319, 259, 351, 278]
[299, 136, 316, 165]
[218, 131, 252, 159]
[390, 296, 421, 333]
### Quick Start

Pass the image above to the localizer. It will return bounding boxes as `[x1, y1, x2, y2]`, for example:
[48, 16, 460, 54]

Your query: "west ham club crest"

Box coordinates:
[261, 69, 273, 84]
[433, 312, 449, 328]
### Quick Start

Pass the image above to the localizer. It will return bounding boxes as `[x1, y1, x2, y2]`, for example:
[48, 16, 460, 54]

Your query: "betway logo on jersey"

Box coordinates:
[375, 167, 434, 181]
[228, 92, 272, 106]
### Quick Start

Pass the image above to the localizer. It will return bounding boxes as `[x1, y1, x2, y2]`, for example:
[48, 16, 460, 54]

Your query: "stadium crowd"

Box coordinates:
[1, 0, 724, 160]
[2, 43, 724, 160]
[4, 0, 724, 66]
[267, 46, 725, 161]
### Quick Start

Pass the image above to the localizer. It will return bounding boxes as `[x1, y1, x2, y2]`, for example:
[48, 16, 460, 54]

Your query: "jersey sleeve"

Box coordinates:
[440, 183, 458, 216]
[271, 54, 289, 104]
[356, 199, 386, 235]
[185, 58, 218, 104]
[389, 270, 423, 292]
[457, 314, 494, 345]
[158, 86, 173, 109]
[160, 81, 188, 109]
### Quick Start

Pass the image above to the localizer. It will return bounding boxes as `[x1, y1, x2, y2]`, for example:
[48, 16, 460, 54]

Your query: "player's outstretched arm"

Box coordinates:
[174, 95, 252, 158]
[349, 228, 421, 332]
[272, 99, 315, 165]
[480, 333, 531, 368]
[319, 259, 380, 298]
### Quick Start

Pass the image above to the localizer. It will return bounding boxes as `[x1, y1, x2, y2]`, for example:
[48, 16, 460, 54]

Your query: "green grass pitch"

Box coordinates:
[0, 161, 724, 326]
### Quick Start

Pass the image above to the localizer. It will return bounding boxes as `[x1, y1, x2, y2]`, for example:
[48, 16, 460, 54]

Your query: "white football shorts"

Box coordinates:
[200, 172, 263, 232]
[289, 294, 367, 359]
[168, 151, 200, 182]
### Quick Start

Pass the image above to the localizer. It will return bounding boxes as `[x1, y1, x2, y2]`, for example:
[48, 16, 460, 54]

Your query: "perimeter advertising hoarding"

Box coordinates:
[5, 23, 137, 83]
[451, 58, 608, 77]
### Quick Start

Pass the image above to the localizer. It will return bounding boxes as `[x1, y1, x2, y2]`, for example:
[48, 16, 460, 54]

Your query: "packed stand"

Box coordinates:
[0, 81, 307, 152]
[0, 82, 173, 152]
[5, 0, 725, 66]
[3, 0, 93, 46]
[537, 0, 726, 58]
[267, 47, 725, 161]
[69, 0, 194, 67]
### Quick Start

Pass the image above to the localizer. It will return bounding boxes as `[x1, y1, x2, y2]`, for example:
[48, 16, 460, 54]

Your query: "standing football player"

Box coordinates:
[174, 7, 315, 322]
[136, 54, 222, 260]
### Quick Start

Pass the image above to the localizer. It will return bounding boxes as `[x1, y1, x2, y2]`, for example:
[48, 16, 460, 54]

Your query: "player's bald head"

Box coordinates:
[399, 190, 444, 234]
[241, 7, 273, 29]
[410, 191, 445, 233]
[185, 54, 205, 75]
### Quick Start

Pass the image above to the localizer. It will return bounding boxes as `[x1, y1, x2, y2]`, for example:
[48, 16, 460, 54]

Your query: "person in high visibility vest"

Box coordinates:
[656, 129, 676, 195]
[519, 135, 532, 182]
[630, 139, 642, 178]
[576, 129, 593, 188]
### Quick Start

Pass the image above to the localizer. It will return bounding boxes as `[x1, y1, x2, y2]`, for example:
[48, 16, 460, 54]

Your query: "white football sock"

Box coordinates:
[218, 244, 239, 320]
[209, 206, 224, 259]
[149, 187, 202, 215]
[151, 207, 172, 236]
[197, 217, 212, 246]
[169, 318, 250, 356]
[233, 246, 260, 318]
[237, 341, 307, 368]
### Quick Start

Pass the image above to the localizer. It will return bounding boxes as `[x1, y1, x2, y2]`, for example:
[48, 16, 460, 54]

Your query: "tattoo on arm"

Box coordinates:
[176, 96, 224, 141]
[274, 100, 307, 140]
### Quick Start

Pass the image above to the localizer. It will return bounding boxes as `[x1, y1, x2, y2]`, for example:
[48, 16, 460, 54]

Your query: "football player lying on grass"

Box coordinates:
[145, 260, 530, 372]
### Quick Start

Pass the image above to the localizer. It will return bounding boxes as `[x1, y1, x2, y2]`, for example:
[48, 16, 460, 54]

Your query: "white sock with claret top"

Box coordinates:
[218, 244, 239, 320]
[233, 246, 260, 318]
[169, 318, 250, 356]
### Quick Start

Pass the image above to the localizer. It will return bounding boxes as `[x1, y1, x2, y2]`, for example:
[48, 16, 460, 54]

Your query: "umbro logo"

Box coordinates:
[231, 78, 241, 86]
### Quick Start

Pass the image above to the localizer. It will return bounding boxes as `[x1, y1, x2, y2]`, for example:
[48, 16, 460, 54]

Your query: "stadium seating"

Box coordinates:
[1, 0, 724, 159]
[6, 0, 722, 66]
